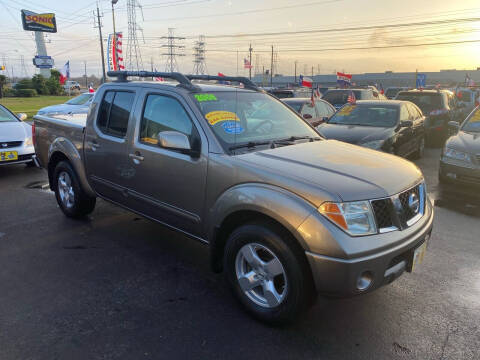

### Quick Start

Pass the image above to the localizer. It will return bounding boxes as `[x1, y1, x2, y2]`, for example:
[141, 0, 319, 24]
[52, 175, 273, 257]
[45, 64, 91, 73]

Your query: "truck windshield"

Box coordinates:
[0, 106, 19, 122]
[192, 91, 319, 151]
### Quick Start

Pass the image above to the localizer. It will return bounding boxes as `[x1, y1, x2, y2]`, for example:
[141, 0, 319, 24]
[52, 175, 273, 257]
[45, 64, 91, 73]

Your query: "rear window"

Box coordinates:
[395, 92, 443, 112]
[322, 90, 363, 104]
[97, 91, 135, 138]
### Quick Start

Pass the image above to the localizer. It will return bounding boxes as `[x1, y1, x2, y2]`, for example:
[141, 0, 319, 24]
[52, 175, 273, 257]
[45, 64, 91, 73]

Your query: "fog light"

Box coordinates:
[357, 271, 373, 291]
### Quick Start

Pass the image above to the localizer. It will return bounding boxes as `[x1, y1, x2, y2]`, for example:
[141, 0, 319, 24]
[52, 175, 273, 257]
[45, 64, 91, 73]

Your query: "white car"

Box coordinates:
[0, 105, 36, 166]
[37, 92, 94, 116]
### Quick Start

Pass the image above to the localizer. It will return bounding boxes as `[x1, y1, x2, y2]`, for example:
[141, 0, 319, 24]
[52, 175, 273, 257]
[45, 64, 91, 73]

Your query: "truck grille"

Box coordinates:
[0, 141, 22, 149]
[371, 183, 425, 233]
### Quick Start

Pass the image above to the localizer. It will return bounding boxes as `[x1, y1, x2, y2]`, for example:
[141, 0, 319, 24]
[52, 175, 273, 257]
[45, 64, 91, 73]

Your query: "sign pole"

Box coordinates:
[34, 31, 50, 78]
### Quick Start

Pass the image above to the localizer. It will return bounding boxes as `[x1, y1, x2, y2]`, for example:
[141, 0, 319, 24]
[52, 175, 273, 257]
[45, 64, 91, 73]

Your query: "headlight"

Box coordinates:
[444, 147, 471, 163]
[360, 140, 384, 149]
[319, 201, 377, 236]
[24, 137, 33, 146]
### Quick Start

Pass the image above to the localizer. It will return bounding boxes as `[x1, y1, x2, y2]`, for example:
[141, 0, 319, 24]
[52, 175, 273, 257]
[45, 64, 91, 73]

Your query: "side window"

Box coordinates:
[399, 105, 409, 121]
[97, 91, 135, 138]
[140, 94, 194, 145]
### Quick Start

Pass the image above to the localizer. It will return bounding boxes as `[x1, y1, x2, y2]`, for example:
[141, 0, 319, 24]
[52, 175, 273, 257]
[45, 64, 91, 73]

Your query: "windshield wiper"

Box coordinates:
[229, 136, 321, 152]
[229, 141, 272, 151]
[272, 135, 321, 145]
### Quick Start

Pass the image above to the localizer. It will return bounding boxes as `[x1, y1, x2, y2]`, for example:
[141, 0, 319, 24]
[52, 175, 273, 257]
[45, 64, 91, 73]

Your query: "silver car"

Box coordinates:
[37, 92, 94, 116]
[0, 105, 35, 166]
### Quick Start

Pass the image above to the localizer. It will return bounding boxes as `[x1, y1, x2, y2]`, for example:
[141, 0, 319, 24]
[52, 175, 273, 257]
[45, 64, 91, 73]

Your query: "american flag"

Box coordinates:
[314, 87, 321, 98]
[244, 58, 252, 69]
[347, 90, 356, 104]
[153, 68, 164, 82]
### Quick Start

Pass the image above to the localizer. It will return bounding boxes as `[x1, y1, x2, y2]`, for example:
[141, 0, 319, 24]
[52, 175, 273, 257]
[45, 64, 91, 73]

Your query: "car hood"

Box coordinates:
[38, 103, 89, 114]
[446, 130, 480, 154]
[235, 140, 422, 203]
[0, 121, 31, 142]
[317, 123, 393, 144]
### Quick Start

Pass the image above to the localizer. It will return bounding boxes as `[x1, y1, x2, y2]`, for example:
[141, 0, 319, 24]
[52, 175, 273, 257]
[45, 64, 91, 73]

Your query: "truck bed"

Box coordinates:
[33, 113, 87, 168]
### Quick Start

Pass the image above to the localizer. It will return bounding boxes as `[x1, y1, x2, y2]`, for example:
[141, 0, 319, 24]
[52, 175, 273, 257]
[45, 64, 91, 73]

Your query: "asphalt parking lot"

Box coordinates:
[0, 148, 479, 360]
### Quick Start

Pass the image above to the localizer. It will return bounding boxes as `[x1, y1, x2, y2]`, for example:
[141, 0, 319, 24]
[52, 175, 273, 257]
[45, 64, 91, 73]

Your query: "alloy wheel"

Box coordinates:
[58, 171, 75, 209]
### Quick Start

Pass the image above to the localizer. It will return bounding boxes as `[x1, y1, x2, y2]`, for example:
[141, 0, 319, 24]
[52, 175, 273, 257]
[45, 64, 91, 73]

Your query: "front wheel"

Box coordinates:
[224, 222, 314, 325]
[53, 161, 96, 218]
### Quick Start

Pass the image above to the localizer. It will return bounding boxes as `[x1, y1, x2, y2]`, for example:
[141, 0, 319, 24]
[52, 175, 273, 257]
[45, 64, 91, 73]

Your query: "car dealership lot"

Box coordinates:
[0, 149, 478, 359]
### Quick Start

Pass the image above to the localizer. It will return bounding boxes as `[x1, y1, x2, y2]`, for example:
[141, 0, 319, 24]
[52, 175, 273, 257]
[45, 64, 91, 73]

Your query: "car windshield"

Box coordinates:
[0, 106, 18, 123]
[396, 92, 443, 112]
[66, 93, 93, 105]
[462, 108, 480, 132]
[328, 104, 399, 127]
[192, 91, 318, 151]
[322, 90, 362, 104]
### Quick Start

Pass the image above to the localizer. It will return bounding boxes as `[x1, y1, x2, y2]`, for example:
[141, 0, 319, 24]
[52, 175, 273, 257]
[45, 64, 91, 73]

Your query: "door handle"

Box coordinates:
[91, 140, 101, 151]
[129, 152, 144, 162]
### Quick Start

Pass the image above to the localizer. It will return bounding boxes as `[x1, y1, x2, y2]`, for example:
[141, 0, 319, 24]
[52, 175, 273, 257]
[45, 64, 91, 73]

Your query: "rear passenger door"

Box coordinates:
[84, 90, 136, 202]
[125, 90, 208, 236]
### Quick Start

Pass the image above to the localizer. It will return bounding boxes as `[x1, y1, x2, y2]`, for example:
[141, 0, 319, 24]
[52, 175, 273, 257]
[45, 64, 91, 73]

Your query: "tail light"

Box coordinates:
[429, 109, 448, 116]
[32, 122, 36, 147]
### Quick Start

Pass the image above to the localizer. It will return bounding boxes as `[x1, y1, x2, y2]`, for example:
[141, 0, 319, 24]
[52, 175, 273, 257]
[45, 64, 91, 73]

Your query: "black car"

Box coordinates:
[439, 106, 480, 187]
[268, 88, 311, 99]
[317, 100, 425, 158]
[395, 89, 461, 146]
[282, 98, 336, 127]
[322, 88, 386, 109]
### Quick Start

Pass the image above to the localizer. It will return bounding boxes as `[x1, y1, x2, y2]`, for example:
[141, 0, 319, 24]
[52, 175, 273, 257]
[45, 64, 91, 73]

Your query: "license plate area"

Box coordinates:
[0, 151, 18, 162]
[407, 235, 429, 272]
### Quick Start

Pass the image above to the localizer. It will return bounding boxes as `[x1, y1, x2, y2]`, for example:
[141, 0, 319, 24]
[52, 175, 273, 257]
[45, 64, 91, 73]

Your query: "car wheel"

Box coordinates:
[412, 137, 425, 159]
[224, 221, 314, 325]
[53, 161, 96, 218]
[25, 160, 36, 167]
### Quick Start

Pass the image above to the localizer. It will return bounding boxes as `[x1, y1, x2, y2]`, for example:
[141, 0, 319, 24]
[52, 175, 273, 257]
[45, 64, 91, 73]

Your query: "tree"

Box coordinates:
[32, 74, 48, 95]
[46, 69, 63, 95]
[0, 75, 6, 98]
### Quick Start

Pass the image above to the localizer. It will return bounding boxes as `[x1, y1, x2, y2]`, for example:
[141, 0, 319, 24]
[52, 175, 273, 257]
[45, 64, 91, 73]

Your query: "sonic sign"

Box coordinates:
[21, 9, 57, 33]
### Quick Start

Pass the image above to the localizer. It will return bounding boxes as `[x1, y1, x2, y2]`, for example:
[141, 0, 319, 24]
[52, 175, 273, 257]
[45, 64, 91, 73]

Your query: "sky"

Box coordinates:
[1, 0, 480, 78]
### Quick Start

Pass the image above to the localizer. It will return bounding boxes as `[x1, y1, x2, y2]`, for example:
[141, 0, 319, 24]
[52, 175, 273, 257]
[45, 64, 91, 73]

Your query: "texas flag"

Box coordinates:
[299, 75, 312, 88]
[59, 61, 70, 85]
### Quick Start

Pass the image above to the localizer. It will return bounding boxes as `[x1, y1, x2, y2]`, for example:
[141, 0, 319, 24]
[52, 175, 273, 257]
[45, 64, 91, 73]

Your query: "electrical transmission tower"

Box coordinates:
[161, 28, 185, 73]
[20, 55, 29, 78]
[192, 35, 207, 75]
[126, 0, 144, 71]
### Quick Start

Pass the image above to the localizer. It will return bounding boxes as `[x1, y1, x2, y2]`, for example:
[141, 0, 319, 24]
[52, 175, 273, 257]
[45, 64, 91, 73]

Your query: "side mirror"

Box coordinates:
[17, 113, 27, 121]
[157, 131, 199, 157]
[400, 120, 413, 127]
[303, 113, 313, 119]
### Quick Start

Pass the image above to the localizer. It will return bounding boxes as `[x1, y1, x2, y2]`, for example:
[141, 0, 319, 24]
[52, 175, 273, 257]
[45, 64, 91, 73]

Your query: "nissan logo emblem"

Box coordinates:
[408, 193, 420, 214]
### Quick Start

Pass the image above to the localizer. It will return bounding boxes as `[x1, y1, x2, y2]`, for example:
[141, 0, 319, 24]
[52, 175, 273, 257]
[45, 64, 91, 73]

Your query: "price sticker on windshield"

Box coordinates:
[205, 111, 240, 125]
[195, 93, 218, 102]
[338, 104, 355, 116]
[471, 109, 480, 122]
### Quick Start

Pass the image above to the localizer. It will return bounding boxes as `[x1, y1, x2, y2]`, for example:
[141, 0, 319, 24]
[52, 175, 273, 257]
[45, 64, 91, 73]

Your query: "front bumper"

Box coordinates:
[303, 200, 434, 297]
[439, 158, 480, 187]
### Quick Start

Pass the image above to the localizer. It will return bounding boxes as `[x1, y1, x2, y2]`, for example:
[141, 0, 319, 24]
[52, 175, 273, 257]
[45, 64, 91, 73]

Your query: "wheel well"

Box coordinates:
[210, 210, 312, 280]
[48, 152, 69, 190]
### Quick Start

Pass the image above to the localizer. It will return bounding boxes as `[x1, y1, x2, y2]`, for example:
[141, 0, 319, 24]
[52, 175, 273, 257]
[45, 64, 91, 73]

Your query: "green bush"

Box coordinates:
[3, 88, 16, 97]
[15, 89, 38, 97]
[32, 74, 48, 95]
[46, 69, 64, 95]
[14, 79, 34, 90]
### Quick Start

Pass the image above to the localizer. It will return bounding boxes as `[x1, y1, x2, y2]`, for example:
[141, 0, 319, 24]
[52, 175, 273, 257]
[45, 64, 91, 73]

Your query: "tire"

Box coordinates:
[25, 160, 36, 167]
[224, 221, 314, 325]
[53, 161, 96, 218]
[411, 136, 425, 159]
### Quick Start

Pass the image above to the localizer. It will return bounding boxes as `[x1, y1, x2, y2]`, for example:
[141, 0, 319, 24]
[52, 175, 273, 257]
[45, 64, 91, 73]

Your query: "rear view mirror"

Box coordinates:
[17, 113, 27, 121]
[400, 120, 413, 127]
[303, 114, 313, 119]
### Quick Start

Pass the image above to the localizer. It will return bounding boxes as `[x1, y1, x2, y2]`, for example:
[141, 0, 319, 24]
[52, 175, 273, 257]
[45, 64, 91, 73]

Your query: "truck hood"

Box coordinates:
[317, 123, 393, 144]
[236, 140, 423, 203]
[0, 121, 31, 142]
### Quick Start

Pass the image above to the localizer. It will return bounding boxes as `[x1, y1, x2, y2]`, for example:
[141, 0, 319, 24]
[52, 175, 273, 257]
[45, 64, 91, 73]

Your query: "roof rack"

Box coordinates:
[185, 74, 259, 91]
[106, 71, 260, 91]
[107, 71, 197, 90]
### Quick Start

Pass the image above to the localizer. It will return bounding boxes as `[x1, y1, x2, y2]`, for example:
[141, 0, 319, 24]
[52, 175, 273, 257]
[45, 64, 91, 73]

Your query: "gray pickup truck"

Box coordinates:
[34, 71, 433, 324]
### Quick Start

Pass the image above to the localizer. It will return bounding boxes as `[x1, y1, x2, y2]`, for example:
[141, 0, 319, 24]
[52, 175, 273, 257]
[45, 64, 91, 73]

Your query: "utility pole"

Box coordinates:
[236, 50, 238, 76]
[161, 28, 185, 72]
[84, 61, 87, 88]
[270, 45, 273, 87]
[311, 66, 314, 77]
[248, 43, 253, 79]
[192, 35, 207, 75]
[94, 6, 107, 83]
[294, 60, 297, 84]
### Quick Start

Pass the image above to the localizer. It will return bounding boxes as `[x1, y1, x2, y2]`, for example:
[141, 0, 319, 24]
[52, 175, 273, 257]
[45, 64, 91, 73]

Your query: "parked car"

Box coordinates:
[322, 88, 386, 109]
[395, 89, 461, 146]
[455, 88, 479, 119]
[63, 80, 81, 91]
[268, 87, 312, 99]
[439, 106, 480, 187]
[34, 71, 433, 324]
[317, 100, 425, 158]
[37, 92, 94, 116]
[385, 87, 409, 100]
[0, 104, 36, 166]
[282, 98, 336, 126]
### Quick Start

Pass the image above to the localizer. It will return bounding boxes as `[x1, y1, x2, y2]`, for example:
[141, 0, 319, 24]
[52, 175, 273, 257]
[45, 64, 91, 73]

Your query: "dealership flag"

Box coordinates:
[299, 75, 312, 88]
[59, 61, 70, 85]
[244, 58, 252, 69]
[336, 72, 352, 88]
